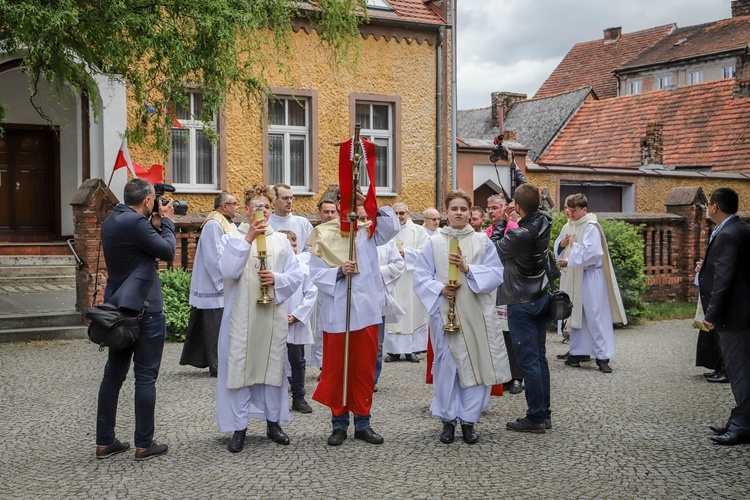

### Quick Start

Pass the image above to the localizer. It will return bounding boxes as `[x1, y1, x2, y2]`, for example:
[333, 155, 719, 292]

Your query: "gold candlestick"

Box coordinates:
[444, 237, 461, 332]
[254, 208, 272, 304]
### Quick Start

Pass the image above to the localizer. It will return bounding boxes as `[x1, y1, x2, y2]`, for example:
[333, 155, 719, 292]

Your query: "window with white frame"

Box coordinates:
[171, 92, 217, 189]
[628, 80, 642, 95]
[268, 97, 309, 189]
[723, 66, 736, 79]
[356, 101, 393, 192]
[658, 75, 673, 90]
[689, 71, 704, 85]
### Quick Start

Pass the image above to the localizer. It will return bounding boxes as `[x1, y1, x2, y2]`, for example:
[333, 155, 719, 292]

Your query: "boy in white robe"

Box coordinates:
[414, 190, 510, 444]
[215, 185, 303, 453]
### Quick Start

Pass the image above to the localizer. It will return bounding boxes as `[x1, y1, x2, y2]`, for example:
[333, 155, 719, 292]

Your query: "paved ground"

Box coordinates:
[0, 319, 747, 499]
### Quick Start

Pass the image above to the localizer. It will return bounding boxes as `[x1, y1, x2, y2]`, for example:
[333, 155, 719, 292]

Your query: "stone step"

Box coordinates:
[0, 326, 89, 343]
[0, 275, 76, 287]
[0, 311, 84, 330]
[0, 265, 76, 278]
[0, 255, 77, 267]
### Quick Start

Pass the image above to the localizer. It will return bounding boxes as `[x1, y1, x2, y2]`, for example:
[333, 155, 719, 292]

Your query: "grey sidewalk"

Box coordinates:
[0, 319, 746, 499]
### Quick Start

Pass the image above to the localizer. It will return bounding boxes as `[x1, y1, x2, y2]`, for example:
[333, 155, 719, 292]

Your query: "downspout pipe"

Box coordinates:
[436, 26, 444, 209]
[450, 0, 458, 190]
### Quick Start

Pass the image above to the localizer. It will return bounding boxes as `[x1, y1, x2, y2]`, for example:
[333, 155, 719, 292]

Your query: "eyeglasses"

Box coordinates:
[223, 201, 238, 206]
[425, 217, 441, 221]
[395, 211, 407, 216]
[252, 204, 271, 210]
[279, 196, 295, 202]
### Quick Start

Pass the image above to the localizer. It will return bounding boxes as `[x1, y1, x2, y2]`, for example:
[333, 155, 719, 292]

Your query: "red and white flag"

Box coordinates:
[113, 137, 164, 185]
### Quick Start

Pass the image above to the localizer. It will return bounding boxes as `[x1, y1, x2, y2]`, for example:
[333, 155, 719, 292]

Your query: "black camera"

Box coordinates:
[153, 183, 188, 216]
[489, 134, 509, 164]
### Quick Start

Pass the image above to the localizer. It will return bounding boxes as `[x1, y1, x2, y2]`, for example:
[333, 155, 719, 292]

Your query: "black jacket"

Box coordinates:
[101, 204, 176, 313]
[698, 216, 750, 330]
[491, 209, 552, 305]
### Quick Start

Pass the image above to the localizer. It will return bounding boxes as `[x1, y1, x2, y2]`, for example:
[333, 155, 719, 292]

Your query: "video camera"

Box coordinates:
[153, 183, 188, 216]
[489, 133, 509, 164]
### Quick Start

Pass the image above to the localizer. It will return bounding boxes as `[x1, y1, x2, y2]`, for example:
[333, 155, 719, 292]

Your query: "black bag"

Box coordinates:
[86, 303, 142, 350]
[543, 249, 573, 321]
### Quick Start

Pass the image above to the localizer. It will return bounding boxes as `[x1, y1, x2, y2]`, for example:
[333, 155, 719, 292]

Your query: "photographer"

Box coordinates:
[95, 178, 176, 461]
[491, 183, 552, 434]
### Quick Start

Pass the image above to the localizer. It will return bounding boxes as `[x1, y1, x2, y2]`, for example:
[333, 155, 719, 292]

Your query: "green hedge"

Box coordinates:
[159, 269, 192, 342]
[549, 211, 647, 324]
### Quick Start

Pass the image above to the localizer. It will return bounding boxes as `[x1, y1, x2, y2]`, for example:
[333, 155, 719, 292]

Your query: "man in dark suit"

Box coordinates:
[95, 178, 176, 460]
[699, 187, 750, 446]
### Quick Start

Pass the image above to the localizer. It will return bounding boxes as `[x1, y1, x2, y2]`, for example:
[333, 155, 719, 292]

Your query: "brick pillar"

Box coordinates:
[664, 186, 708, 301]
[70, 179, 119, 318]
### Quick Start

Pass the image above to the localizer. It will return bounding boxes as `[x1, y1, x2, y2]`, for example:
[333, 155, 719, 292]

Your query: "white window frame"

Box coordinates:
[267, 96, 310, 191]
[357, 101, 394, 194]
[628, 80, 642, 95]
[689, 71, 704, 85]
[723, 66, 736, 79]
[171, 92, 218, 191]
[658, 75, 673, 90]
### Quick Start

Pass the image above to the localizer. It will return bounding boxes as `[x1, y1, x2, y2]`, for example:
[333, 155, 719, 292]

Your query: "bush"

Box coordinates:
[549, 211, 647, 324]
[159, 268, 192, 342]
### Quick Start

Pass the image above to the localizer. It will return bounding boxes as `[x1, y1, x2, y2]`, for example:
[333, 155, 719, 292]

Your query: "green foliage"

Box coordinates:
[0, 0, 366, 154]
[642, 302, 695, 322]
[159, 268, 192, 342]
[549, 211, 647, 324]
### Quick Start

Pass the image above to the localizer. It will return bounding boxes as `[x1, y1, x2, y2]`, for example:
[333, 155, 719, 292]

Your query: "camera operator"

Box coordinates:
[95, 178, 176, 461]
[490, 183, 553, 434]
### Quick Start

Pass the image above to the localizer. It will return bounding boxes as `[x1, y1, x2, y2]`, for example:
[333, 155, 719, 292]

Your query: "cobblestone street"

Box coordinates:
[0, 319, 747, 499]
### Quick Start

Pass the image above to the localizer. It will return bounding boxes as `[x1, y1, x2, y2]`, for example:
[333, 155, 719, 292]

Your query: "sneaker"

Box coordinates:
[292, 398, 313, 414]
[134, 441, 168, 461]
[96, 439, 130, 459]
[506, 417, 545, 434]
[517, 416, 551, 430]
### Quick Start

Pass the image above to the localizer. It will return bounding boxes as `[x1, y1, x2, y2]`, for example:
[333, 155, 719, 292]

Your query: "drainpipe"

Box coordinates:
[436, 26, 444, 209]
[450, 0, 458, 190]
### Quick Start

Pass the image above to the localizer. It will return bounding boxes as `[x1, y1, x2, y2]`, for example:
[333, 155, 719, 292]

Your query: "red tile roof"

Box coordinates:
[380, 0, 446, 25]
[534, 25, 675, 100]
[539, 79, 750, 173]
[618, 17, 750, 72]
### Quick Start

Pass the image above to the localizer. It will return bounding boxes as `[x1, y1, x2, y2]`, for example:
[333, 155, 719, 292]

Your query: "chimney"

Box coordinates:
[491, 92, 528, 131]
[734, 53, 750, 98]
[641, 123, 663, 166]
[603, 27, 622, 44]
[732, 0, 750, 17]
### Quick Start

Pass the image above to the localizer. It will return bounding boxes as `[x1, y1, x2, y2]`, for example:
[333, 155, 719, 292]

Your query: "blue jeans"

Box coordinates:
[508, 293, 551, 424]
[374, 317, 385, 384]
[96, 313, 166, 448]
[332, 413, 371, 432]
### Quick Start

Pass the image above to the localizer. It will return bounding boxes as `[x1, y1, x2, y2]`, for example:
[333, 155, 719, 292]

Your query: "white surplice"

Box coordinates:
[215, 228, 303, 432]
[189, 218, 237, 309]
[414, 228, 509, 424]
[377, 239, 406, 323]
[286, 252, 318, 345]
[269, 212, 313, 254]
[385, 219, 430, 353]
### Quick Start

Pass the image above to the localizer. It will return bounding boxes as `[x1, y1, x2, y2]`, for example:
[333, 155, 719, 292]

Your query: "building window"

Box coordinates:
[689, 71, 704, 85]
[723, 66, 736, 79]
[268, 96, 309, 189]
[171, 92, 217, 189]
[628, 80, 642, 95]
[658, 75, 673, 90]
[559, 182, 635, 212]
[366, 0, 393, 9]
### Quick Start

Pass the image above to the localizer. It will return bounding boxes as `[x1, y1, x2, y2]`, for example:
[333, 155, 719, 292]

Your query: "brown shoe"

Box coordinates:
[134, 441, 168, 461]
[96, 439, 130, 459]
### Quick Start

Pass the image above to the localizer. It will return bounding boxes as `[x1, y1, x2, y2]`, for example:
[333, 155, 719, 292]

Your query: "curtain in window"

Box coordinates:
[289, 136, 306, 186]
[269, 134, 284, 185]
[172, 129, 189, 184]
[374, 139, 389, 187]
[196, 130, 214, 184]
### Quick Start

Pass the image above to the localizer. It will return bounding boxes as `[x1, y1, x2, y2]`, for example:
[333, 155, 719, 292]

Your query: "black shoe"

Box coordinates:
[564, 357, 581, 368]
[96, 438, 130, 459]
[404, 353, 420, 363]
[703, 370, 719, 378]
[327, 429, 347, 446]
[134, 441, 168, 460]
[209, 370, 217, 378]
[461, 424, 479, 444]
[706, 372, 729, 383]
[596, 359, 613, 373]
[384, 354, 400, 363]
[228, 429, 246, 453]
[373, 385, 379, 393]
[556, 351, 570, 360]
[440, 422, 455, 444]
[710, 425, 729, 435]
[266, 421, 290, 445]
[711, 430, 750, 446]
[292, 398, 313, 413]
[509, 379, 523, 394]
[516, 416, 551, 430]
[507, 417, 545, 434]
[354, 428, 384, 444]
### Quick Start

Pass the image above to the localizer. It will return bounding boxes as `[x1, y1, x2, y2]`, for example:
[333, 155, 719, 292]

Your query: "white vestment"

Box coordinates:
[414, 227, 510, 424]
[269, 212, 313, 254]
[425, 227, 438, 236]
[286, 252, 318, 345]
[189, 218, 237, 309]
[385, 219, 430, 353]
[377, 240, 406, 323]
[215, 227, 303, 432]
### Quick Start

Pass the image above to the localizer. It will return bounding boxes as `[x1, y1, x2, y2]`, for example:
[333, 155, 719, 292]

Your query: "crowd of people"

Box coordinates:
[93, 178, 750, 460]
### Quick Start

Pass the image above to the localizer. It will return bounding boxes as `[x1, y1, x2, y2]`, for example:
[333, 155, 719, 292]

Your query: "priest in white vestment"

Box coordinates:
[215, 185, 303, 453]
[556, 194, 626, 374]
[422, 207, 442, 236]
[414, 190, 510, 444]
[180, 193, 238, 377]
[269, 183, 313, 254]
[384, 202, 430, 361]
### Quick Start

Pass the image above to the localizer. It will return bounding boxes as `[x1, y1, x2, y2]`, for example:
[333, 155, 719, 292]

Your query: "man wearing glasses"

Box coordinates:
[180, 192, 239, 378]
[422, 208, 442, 236]
[269, 184, 313, 255]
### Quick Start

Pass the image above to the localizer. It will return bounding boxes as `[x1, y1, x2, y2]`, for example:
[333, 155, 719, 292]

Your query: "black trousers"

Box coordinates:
[179, 307, 222, 374]
[718, 328, 750, 434]
[287, 343, 306, 400]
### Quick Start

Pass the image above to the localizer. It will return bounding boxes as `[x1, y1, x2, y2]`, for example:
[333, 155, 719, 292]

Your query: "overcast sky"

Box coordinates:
[457, 0, 730, 109]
